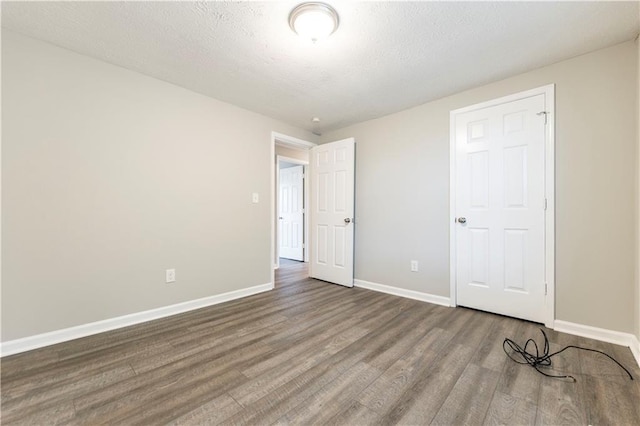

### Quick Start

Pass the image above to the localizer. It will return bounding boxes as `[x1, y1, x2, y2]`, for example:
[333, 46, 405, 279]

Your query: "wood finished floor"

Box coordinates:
[2, 259, 639, 425]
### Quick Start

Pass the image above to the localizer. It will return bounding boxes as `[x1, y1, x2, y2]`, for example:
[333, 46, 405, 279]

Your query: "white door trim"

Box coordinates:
[270, 132, 316, 286]
[449, 84, 555, 327]
[276, 155, 310, 268]
[273, 132, 317, 150]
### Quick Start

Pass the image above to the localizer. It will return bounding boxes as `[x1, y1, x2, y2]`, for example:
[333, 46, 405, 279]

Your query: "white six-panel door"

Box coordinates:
[454, 93, 548, 323]
[279, 165, 304, 261]
[309, 138, 355, 287]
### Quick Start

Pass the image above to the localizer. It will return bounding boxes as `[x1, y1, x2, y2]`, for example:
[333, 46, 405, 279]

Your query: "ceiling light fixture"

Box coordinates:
[289, 2, 339, 42]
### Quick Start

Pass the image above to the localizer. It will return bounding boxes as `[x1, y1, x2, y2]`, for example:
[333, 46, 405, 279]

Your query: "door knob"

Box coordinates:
[279, 217, 283, 220]
[344, 218, 351, 224]
[457, 217, 467, 224]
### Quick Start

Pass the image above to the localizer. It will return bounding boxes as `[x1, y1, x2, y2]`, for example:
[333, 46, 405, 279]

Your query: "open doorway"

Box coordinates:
[277, 156, 308, 265]
[270, 132, 315, 287]
[270, 132, 356, 289]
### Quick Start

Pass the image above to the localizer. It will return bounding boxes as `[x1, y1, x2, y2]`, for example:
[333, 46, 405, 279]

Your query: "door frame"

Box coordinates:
[270, 132, 316, 286]
[449, 84, 556, 327]
[276, 156, 309, 268]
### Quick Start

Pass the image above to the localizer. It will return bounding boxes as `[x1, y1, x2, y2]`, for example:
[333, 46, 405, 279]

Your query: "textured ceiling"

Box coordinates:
[2, 1, 639, 134]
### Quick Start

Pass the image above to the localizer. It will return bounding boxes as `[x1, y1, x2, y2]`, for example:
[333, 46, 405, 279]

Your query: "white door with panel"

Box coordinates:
[279, 165, 304, 261]
[309, 138, 355, 287]
[454, 94, 547, 323]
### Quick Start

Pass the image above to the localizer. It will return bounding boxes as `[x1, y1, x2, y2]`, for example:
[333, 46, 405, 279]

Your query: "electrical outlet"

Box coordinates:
[410, 260, 419, 272]
[252, 193, 259, 203]
[166, 269, 176, 283]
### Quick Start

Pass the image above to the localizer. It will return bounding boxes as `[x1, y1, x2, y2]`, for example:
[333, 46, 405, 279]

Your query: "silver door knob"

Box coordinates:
[457, 217, 467, 224]
[344, 218, 351, 224]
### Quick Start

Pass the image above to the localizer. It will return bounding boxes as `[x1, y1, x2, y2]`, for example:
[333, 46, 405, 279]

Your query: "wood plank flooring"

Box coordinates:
[2, 258, 639, 425]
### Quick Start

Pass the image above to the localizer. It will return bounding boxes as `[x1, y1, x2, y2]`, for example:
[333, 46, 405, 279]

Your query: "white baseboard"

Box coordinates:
[554, 320, 640, 367]
[631, 335, 640, 368]
[1, 282, 273, 357]
[354, 279, 451, 307]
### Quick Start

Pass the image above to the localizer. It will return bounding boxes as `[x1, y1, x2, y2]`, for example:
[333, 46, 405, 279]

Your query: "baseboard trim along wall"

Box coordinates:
[352, 281, 640, 368]
[0, 282, 273, 357]
[354, 279, 451, 307]
[632, 336, 640, 368]
[554, 320, 640, 367]
[4, 280, 638, 369]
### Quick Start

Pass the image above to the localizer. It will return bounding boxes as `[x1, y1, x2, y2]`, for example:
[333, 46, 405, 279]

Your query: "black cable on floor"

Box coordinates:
[503, 328, 634, 382]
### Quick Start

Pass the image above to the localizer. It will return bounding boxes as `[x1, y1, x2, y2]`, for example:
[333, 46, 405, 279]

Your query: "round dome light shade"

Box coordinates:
[289, 3, 339, 42]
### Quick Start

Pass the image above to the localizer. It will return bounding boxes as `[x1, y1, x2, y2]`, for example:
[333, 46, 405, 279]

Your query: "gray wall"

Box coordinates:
[2, 31, 638, 342]
[1, 31, 314, 341]
[322, 41, 638, 334]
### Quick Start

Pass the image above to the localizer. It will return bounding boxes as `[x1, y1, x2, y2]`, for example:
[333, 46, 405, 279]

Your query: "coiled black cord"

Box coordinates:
[503, 328, 634, 382]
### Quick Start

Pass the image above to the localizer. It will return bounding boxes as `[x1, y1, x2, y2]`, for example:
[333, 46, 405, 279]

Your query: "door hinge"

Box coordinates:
[545, 283, 548, 295]
[544, 198, 547, 211]
[537, 111, 548, 125]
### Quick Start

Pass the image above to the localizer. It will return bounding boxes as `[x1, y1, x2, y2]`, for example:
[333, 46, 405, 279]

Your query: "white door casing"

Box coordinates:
[279, 165, 304, 261]
[450, 85, 555, 326]
[309, 138, 355, 287]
